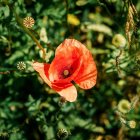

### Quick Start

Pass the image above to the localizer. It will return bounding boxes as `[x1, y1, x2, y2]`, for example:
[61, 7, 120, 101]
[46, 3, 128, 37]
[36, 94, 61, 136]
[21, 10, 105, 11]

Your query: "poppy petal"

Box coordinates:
[75, 70, 97, 89]
[51, 82, 72, 91]
[74, 52, 97, 89]
[32, 62, 51, 87]
[55, 39, 86, 56]
[57, 85, 77, 102]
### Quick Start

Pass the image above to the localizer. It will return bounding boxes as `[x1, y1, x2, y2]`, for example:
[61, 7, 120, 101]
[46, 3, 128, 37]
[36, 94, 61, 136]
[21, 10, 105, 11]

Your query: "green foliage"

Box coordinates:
[0, 0, 140, 139]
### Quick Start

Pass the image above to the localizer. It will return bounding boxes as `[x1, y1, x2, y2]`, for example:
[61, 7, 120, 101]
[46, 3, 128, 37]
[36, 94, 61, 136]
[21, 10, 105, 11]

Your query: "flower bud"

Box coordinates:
[58, 97, 67, 107]
[57, 129, 69, 139]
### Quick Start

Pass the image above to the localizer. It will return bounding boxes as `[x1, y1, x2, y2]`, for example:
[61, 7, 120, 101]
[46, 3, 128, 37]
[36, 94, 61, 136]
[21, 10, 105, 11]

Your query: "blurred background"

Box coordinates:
[0, 0, 140, 139]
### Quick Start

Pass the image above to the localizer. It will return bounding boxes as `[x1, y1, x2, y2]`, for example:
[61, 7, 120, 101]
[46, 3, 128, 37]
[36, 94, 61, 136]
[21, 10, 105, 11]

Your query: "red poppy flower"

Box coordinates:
[33, 39, 97, 102]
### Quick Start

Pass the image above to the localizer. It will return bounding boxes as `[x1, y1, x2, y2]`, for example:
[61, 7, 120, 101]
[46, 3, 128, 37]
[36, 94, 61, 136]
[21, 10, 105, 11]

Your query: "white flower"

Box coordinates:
[112, 34, 126, 48]
[128, 120, 136, 128]
[76, 0, 88, 6]
[86, 24, 112, 36]
[117, 99, 131, 114]
[39, 49, 54, 62]
[40, 28, 48, 43]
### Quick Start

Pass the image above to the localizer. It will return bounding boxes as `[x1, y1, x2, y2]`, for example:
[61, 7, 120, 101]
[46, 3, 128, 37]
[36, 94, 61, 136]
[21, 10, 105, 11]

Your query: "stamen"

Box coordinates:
[63, 70, 69, 76]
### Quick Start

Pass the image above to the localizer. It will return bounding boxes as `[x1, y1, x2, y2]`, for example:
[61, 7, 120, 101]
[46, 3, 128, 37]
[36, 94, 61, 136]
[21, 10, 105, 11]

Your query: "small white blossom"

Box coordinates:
[112, 34, 126, 48]
[117, 99, 131, 114]
[128, 120, 136, 129]
[40, 28, 48, 43]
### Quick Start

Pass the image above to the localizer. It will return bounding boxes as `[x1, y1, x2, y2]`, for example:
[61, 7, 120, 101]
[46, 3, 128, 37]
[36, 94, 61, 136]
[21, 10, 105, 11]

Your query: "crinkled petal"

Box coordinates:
[75, 70, 97, 89]
[32, 62, 51, 87]
[74, 52, 97, 89]
[56, 39, 97, 89]
[70, 40, 97, 89]
[57, 85, 77, 102]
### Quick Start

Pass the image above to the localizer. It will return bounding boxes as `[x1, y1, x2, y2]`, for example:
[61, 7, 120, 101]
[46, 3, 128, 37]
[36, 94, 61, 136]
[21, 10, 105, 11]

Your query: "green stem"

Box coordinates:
[8, 3, 46, 61]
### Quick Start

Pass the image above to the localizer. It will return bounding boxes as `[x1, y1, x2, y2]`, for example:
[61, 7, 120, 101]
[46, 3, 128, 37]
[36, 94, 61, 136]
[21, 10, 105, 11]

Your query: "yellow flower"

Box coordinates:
[117, 99, 130, 114]
[112, 34, 126, 48]
[67, 14, 80, 26]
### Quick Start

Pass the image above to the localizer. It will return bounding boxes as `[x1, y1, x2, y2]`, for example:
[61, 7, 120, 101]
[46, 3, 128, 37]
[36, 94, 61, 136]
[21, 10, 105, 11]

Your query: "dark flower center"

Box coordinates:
[63, 70, 69, 76]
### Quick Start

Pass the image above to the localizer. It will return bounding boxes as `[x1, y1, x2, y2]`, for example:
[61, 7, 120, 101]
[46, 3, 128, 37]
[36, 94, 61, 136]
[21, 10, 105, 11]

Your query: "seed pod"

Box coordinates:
[23, 17, 35, 28]
[17, 61, 26, 71]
